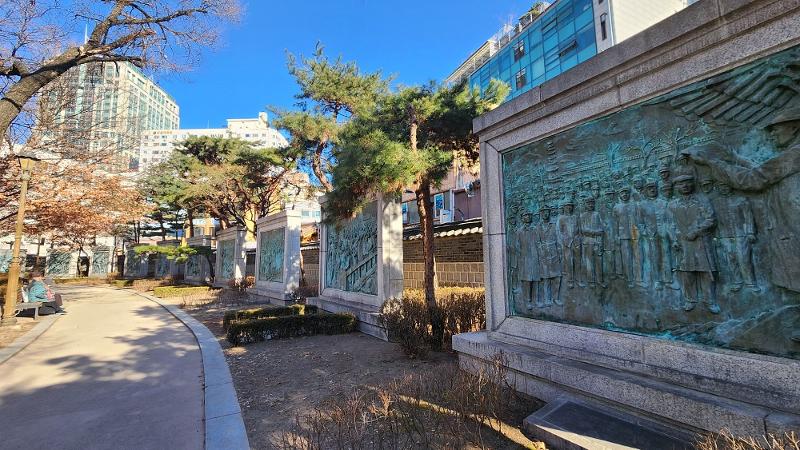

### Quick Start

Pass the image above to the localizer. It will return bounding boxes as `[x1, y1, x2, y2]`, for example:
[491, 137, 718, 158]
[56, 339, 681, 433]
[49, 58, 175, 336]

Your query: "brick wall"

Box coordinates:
[403, 262, 484, 289]
[403, 233, 483, 263]
[301, 247, 319, 294]
[404, 232, 483, 289]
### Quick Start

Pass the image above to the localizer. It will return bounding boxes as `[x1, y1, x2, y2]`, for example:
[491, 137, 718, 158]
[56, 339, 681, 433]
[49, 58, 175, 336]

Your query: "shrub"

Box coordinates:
[277, 354, 542, 450]
[111, 279, 134, 287]
[132, 278, 174, 292]
[222, 304, 319, 330]
[153, 286, 212, 298]
[696, 430, 799, 450]
[227, 276, 255, 294]
[380, 288, 486, 357]
[106, 272, 121, 282]
[226, 313, 356, 346]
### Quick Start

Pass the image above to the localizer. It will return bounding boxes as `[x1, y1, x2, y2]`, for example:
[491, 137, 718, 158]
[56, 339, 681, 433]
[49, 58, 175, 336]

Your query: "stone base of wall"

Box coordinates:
[453, 331, 800, 437]
[403, 262, 484, 289]
[307, 296, 387, 340]
[246, 287, 291, 305]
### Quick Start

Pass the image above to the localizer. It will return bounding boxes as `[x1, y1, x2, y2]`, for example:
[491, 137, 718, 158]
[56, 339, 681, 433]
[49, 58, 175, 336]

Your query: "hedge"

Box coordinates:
[222, 304, 319, 331]
[226, 313, 356, 346]
[153, 286, 211, 298]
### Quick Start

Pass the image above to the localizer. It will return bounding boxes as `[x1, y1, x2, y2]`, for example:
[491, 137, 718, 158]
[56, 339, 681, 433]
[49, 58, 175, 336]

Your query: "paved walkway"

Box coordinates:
[0, 286, 204, 450]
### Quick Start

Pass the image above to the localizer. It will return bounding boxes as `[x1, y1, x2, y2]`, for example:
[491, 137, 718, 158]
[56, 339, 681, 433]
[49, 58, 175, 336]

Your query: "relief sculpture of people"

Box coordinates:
[325, 202, 378, 295]
[258, 228, 285, 283]
[503, 45, 800, 359]
[219, 239, 235, 280]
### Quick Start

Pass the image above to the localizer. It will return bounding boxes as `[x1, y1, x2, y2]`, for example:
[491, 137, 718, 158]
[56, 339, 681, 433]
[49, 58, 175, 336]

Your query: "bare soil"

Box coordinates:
[184, 303, 545, 449]
[0, 318, 36, 349]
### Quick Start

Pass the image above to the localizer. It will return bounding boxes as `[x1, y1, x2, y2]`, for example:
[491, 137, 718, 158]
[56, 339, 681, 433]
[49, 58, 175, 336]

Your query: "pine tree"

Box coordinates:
[327, 79, 508, 350]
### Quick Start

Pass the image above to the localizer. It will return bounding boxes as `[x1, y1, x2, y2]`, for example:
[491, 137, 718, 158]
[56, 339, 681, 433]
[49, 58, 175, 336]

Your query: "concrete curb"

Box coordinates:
[122, 288, 250, 450]
[0, 314, 59, 365]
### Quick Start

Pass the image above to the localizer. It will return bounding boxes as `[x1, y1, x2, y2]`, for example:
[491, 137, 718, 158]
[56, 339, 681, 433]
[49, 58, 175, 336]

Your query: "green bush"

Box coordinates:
[226, 313, 356, 346]
[222, 304, 319, 331]
[380, 289, 486, 357]
[111, 279, 134, 287]
[153, 285, 212, 298]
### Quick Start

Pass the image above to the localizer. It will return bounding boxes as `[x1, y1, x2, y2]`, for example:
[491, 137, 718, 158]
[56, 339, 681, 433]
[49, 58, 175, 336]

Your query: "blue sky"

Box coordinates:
[157, 0, 534, 129]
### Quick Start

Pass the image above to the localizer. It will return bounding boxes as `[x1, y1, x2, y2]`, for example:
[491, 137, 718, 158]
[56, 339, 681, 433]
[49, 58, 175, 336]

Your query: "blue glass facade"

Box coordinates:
[470, 0, 596, 102]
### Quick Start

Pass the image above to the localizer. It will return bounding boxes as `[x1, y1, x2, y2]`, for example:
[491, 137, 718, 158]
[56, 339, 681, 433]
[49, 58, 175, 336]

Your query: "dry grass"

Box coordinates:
[179, 289, 255, 307]
[277, 354, 543, 450]
[696, 430, 799, 450]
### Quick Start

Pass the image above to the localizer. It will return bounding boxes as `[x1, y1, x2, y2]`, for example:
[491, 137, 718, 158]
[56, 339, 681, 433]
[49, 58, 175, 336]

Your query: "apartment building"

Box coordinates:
[138, 112, 288, 172]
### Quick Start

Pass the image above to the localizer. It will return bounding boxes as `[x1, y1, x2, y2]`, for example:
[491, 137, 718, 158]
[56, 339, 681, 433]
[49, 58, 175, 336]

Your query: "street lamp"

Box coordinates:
[2, 153, 40, 327]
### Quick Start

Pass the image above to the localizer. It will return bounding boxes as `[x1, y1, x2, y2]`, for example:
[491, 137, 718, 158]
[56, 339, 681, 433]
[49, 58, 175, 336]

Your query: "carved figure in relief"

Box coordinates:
[657, 181, 679, 289]
[688, 108, 800, 293]
[637, 180, 663, 289]
[579, 196, 604, 288]
[614, 186, 638, 287]
[517, 212, 542, 311]
[557, 198, 579, 289]
[667, 172, 720, 313]
[601, 186, 618, 281]
[713, 182, 759, 292]
[534, 206, 562, 307]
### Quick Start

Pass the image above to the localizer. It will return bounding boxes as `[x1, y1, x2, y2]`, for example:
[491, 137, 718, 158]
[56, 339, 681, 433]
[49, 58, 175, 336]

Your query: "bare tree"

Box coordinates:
[0, 0, 239, 141]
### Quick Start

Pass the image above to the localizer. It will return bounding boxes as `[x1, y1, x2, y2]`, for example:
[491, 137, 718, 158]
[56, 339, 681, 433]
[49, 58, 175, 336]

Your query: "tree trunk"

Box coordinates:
[313, 142, 333, 192]
[415, 179, 443, 350]
[186, 209, 194, 238]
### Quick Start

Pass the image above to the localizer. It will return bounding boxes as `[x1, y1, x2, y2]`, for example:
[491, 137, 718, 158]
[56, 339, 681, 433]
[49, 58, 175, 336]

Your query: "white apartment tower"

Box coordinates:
[138, 112, 288, 172]
[51, 61, 179, 171]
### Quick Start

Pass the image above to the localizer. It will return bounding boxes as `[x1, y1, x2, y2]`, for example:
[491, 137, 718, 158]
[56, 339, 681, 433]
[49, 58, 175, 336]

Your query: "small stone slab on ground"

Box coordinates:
[524, 398, 693, 450]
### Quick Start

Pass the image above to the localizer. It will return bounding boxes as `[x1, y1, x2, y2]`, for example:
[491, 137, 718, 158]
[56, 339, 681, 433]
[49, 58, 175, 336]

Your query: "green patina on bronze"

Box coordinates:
[46, 251, 72, 275]
[325, 201, 378, 295]
[258, 227, 285, 283]
[186, 254, 200, 277]
[219, 239, 236, 280]
[91, 247, 110, 275]
[502, 45, 800, 359]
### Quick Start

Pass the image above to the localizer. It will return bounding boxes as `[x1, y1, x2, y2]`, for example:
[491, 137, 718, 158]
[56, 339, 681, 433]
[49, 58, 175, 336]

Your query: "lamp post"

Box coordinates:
[2, 154, 38, 327]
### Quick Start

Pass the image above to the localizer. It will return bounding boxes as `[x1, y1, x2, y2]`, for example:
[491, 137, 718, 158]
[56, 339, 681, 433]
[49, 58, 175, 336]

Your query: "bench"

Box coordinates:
[15, 287, 42, 320]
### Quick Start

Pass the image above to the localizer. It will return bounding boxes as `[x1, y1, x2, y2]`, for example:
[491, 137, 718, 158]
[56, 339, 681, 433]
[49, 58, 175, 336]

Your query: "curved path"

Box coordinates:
[0, 286, 204, 450]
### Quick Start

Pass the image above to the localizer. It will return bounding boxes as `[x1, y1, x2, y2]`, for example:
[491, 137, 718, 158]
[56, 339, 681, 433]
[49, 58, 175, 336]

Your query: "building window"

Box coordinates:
[514, 40, 525, 62]
[600, 13, 608, 40]
[515, 68, 527, 89]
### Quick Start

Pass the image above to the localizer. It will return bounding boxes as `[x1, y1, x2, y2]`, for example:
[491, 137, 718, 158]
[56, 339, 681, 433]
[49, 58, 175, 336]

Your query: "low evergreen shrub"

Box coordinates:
[222, 304, 319, 331]
[153, 286, 211, 298]
[226, 313, 356, 346]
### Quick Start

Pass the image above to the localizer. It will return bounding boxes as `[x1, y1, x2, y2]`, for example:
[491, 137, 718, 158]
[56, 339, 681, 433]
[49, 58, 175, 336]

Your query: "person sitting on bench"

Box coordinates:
[27, 272, 65, 314]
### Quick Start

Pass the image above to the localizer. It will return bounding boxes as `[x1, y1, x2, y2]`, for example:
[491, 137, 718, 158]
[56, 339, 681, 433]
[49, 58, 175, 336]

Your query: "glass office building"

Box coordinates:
[469, 0, 596, 102]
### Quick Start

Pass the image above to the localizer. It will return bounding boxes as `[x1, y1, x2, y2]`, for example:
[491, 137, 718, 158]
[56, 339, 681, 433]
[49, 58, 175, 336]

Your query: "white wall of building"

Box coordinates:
[608, 0, 689, 45]
[138, 112, 288, 172]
